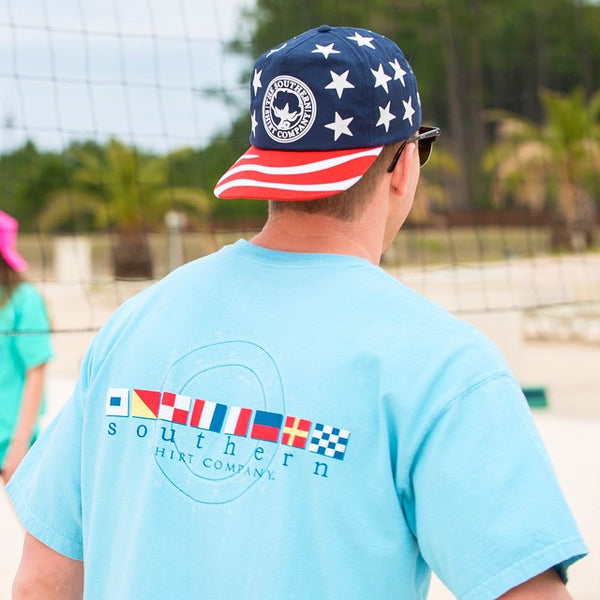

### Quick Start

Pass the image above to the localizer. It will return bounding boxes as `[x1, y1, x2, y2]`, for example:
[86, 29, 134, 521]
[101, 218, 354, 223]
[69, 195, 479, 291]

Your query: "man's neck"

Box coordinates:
[251, 207, 386, 265]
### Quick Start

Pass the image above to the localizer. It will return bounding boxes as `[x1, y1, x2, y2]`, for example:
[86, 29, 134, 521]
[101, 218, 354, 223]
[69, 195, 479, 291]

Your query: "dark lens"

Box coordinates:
[418, 138, 434, 167]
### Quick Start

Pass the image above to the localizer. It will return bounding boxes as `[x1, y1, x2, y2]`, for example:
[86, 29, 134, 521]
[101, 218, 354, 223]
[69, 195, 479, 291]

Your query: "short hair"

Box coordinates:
[269, 143, 397, 221]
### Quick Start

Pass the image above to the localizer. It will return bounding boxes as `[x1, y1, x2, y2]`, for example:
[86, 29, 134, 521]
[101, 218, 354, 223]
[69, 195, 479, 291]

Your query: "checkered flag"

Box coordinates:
[308, 423, 350, 460]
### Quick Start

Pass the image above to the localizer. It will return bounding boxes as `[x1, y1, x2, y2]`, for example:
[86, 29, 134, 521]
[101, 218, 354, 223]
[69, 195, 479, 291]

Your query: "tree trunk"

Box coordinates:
[438, 0, 470, 208]
[550, 187, 598, 252]
[467, 0, 486, 205]
[112, 230, 153, 279]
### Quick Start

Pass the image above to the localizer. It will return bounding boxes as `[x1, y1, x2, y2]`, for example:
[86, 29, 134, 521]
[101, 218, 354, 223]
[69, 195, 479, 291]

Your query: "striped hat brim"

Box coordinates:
[214, 145, 383, 201]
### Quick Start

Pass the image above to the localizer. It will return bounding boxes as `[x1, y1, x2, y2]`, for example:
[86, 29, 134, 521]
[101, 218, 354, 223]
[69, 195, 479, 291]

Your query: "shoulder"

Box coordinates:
[84, 249, 228, 356]
[362, 265, 498, 350]
[9, 282, 47, 314]
[11, 282, 41, 301]
[357, 266, 514, 403]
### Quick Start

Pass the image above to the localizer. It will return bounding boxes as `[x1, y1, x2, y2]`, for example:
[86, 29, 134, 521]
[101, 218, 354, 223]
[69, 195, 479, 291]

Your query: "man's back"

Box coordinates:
[8, 241, 584, 599]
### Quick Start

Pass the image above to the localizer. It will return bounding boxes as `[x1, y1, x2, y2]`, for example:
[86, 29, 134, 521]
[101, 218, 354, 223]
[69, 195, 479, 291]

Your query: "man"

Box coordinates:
[8, 25, 586, 599]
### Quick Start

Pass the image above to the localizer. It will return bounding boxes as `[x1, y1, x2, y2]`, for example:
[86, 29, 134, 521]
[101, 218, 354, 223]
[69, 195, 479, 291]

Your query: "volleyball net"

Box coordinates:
[1, 0, 599, 343]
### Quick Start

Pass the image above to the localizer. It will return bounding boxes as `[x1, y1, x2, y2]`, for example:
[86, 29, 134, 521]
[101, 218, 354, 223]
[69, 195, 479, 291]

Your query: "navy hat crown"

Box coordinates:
[249, 25, 422, 151]
[214, 25, 423, 201]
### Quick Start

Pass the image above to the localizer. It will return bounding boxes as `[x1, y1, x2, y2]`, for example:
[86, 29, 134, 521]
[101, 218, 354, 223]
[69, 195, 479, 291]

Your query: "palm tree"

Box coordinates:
[41, 139, 211, 278]
[484, 88, 600, 251]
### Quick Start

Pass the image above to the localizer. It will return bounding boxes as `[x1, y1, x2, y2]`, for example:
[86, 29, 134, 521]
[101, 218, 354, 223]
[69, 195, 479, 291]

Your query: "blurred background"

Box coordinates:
[2, 0, 599, 314]
[1, 1, 599, 598]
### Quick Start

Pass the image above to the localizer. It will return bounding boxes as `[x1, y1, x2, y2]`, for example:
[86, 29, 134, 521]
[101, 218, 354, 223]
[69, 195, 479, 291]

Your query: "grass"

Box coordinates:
[15, 226, 567, 281]
[385, 226, 551, 267]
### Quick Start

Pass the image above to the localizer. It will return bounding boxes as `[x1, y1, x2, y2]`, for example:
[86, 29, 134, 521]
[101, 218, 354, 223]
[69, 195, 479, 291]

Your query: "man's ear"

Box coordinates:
[389, 141, 416, 197]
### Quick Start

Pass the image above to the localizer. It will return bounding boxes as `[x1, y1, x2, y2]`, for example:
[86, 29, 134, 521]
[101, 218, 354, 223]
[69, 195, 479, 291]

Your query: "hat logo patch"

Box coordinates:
[262, 75, 316, 143]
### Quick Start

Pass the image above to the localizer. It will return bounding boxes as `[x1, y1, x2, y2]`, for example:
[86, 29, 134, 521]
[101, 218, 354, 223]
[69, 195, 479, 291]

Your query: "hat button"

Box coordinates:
[317, 25, 332, 33]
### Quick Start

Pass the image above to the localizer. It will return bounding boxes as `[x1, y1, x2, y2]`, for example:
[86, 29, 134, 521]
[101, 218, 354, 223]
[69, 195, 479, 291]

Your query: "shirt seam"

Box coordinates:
[401, 370, 517, 487]
[229, 240, 376, 271]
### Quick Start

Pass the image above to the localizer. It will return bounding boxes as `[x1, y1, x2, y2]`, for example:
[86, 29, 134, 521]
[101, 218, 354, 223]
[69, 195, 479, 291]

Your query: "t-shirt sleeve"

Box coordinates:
[13, 284, 53, 369]
[405, 374, 588, 600]
[6, 354, 89, 561]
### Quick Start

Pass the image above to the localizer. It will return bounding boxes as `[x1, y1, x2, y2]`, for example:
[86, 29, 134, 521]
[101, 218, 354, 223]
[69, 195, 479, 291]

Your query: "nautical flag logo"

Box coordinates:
[222, 406, 253, 437]
[131, 389, 161, 419]
[105, 387, 352, 461]
[105, 388, 130, 417]
[250, 410, 283, 443]
[308, 423, 350, 460]
[281, 416, 312, 449]
[158, 392, 191, 424]
[189, 399, 227, 432]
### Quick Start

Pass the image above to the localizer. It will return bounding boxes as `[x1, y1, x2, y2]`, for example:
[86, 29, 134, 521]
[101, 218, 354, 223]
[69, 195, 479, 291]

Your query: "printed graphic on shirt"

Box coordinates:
[281, 416, 312, 449]
[104, 341, 350, 505]
[250, 410, 284, 442]
[106, 387, 350, 460]
[158, 392, 191, 424]
[222, 406, 252, 437]
[308, 424, 351, 460]
[105, 388, 129, 417]
[189, 399, 227, 432]
[131, 389, 161, 419]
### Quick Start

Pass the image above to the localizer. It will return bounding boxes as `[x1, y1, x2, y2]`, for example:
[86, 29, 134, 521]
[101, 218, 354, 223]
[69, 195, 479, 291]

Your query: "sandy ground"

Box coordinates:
[1, 254, 598, 598]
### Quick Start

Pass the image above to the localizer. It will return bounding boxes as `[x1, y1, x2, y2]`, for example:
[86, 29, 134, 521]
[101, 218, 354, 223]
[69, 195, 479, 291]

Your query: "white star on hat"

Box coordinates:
[403, 96, 416, 126]
[252, 69, 262, 96]
[325, 112, 354, 141]
[266, 42, 287, 57]
[312, 43, 340, 59]
[371, 64, 392, 93]
[376, 101, 396, 132]
[325, 70, 355, 99]
[389, 58, 407, 86]
[347, 31, 375, 49]
[251, 110, 258, 136]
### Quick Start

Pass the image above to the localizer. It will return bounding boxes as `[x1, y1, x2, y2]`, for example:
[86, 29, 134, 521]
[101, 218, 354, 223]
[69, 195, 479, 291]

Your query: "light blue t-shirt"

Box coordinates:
[7, 241, 586, 599]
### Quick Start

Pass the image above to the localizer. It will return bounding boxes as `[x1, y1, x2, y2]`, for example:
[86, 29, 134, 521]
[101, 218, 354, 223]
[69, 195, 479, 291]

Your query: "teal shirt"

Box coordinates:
[0, 282, 53, 468]
[7, 242, 586, 599]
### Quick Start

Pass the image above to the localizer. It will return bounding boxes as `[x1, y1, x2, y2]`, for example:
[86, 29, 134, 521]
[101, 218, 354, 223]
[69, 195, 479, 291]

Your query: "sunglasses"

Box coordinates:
[386, 126, 441, 173]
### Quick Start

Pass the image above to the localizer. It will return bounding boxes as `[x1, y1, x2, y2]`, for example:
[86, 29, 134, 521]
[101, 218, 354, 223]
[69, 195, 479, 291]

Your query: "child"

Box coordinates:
[0, 210, 53, 483]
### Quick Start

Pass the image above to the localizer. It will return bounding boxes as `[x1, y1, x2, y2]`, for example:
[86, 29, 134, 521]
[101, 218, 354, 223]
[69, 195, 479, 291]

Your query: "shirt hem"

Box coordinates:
[6, 478, 84, 561]
[460, 536, 588, 600]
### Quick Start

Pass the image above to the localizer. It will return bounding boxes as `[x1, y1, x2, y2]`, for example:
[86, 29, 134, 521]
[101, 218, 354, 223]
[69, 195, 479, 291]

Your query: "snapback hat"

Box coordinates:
[214, 25, 422, 201]
[0, 210, 28, 272]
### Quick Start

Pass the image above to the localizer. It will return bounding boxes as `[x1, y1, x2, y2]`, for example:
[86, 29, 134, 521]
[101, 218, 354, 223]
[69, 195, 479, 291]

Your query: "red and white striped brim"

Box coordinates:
[214, 145, 383, 201]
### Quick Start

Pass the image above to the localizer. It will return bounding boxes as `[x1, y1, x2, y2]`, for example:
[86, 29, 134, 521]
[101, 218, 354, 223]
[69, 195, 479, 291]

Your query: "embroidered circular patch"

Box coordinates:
[262, 75, 316, 143]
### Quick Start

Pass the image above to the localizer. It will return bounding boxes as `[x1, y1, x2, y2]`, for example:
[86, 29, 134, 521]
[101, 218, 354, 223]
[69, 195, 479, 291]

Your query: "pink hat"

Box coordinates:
[0, 210, 28, 271]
